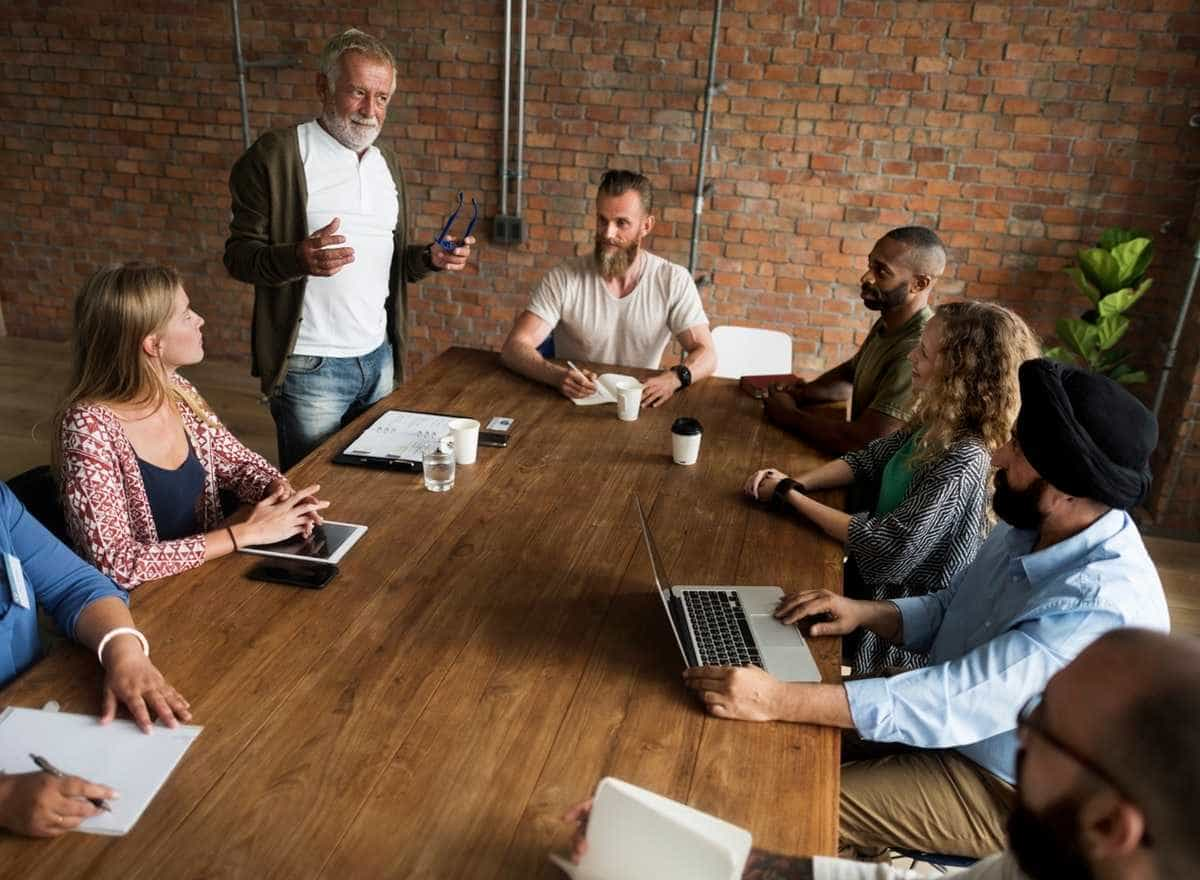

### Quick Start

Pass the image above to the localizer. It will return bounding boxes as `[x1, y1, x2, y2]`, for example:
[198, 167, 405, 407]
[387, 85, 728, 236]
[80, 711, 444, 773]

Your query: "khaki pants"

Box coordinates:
[839, 736, 1015, 860]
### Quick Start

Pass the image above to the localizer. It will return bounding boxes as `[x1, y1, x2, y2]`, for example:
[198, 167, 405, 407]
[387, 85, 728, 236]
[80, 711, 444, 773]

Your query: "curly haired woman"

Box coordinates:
[744, 301, 1041, 673]
[55, 262, 329, 590]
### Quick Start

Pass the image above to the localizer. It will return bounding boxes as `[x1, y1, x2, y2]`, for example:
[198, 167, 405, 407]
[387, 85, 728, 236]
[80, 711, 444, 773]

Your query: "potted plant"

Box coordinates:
[1045, 228, 1153, 384]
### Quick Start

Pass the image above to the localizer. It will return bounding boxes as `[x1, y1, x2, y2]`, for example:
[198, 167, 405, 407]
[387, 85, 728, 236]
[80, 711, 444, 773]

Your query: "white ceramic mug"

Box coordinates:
[616, 380, 644, 421]
[447, 417, 480, 465]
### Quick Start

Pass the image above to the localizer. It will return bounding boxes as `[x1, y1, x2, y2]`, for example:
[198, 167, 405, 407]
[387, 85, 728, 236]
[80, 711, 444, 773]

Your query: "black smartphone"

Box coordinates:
[247, 559, 338, 590]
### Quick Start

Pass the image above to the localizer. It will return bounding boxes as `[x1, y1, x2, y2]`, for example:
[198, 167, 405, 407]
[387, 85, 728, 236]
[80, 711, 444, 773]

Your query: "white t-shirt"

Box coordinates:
[814, 852, 1021, 880]
[294, 119, 398, 358]
[525, 251, 708, 369]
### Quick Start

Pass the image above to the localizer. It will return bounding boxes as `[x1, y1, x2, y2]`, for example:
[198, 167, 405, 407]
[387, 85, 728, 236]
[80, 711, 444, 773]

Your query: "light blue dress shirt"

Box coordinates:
[0, 484, 127, 688]
[845, 508, 1169, 784]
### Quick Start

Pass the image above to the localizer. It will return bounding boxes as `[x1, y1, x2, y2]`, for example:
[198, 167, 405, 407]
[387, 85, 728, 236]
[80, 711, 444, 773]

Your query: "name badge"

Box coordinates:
[4, 553, 30, 610]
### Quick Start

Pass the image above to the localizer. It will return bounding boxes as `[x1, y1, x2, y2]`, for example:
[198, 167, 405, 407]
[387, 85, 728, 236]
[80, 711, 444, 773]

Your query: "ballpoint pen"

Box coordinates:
[30, 754, 112, 812]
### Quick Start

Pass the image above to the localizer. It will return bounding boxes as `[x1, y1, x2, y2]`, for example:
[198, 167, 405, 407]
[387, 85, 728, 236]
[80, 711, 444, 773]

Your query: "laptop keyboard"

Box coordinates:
[682, 590, 764, 669]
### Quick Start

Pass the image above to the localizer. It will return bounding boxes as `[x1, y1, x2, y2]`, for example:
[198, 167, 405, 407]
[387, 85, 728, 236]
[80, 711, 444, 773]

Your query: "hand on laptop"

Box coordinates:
[682, 665, 787, 722]
[773, 590, 862, 635]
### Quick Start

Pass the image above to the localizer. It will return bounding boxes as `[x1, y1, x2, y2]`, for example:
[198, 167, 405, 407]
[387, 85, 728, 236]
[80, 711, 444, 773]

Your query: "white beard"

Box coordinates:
[321, 109, 382, 152]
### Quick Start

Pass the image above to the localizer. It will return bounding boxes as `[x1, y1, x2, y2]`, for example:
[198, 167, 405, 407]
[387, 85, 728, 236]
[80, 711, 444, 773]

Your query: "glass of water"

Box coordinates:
[422, 439, 455, 492]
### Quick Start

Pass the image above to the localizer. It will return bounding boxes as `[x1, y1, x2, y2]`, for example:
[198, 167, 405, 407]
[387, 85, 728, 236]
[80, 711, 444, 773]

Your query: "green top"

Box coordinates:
[848, 306, 933, 422]
[874, 431, 919, 515]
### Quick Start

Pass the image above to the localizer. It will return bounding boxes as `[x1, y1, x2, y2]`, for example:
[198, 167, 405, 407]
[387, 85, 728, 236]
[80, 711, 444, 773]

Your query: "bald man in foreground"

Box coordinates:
[565, 628, 1200, 879]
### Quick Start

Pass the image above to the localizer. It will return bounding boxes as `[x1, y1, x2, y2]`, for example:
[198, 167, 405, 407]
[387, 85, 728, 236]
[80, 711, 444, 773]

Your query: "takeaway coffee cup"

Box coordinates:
[447, 417, 480, 465]
[616, 380, 644, 421]
[671, 417, 703, 465]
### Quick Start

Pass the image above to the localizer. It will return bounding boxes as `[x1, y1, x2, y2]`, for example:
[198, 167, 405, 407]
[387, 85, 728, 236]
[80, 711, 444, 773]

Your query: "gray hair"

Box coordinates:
[319, 28, 397, 88]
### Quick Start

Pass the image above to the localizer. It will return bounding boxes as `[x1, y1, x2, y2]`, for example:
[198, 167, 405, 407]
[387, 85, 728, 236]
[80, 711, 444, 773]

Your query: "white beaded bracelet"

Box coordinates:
[96, 627, 150, 666]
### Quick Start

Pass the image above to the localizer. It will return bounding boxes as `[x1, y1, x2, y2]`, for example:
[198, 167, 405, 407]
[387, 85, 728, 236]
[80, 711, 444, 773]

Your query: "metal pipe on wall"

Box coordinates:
[1152, 237, 1200, 419]
[232, 0, 252, 150]
[500, 0, 512, 216]
[514, 0, 528, 215]
[689, 0, 723, 275]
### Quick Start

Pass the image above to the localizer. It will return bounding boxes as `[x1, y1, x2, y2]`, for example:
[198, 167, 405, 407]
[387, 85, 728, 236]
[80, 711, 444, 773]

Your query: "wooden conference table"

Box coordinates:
[0, 347, 844, 877]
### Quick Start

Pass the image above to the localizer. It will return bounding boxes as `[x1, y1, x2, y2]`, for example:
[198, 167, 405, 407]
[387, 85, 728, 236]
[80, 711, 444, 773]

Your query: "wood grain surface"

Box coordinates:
[0, 347, 844, 878]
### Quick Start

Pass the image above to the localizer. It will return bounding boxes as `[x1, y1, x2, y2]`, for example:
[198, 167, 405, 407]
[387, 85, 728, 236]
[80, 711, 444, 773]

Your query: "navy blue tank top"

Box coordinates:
[136, 437, 205, 541]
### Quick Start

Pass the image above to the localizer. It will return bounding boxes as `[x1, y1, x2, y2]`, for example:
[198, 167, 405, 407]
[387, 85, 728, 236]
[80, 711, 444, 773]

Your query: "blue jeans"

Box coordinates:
[269, 340, 394, 471]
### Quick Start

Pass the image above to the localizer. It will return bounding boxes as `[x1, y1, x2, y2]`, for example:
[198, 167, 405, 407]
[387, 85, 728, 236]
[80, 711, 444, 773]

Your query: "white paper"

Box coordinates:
[0, 707, 202, 836]
[572, 374, 639, 406]
[342, 410, 456, 461]
[551, 777, 751, 880]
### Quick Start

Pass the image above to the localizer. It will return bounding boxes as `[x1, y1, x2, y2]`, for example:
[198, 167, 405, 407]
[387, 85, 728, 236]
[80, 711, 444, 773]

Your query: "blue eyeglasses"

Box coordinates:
[435, 192, 479, 252]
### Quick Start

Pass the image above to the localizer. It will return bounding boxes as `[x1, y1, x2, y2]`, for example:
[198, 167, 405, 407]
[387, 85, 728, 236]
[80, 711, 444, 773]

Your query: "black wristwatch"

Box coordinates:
[772, 478, 801, 508]
[672, 364, 692, 389]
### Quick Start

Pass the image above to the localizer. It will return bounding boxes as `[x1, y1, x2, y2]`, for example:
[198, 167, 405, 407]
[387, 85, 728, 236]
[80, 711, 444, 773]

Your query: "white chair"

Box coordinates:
[710, 326, 793, 379]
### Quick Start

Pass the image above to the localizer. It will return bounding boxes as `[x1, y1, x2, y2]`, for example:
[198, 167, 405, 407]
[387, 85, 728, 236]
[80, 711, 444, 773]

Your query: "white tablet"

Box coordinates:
[238, 521, 367, 566]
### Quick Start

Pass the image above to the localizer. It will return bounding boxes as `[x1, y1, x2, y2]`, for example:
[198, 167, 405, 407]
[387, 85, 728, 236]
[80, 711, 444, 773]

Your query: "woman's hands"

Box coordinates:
[233, 483, 329, 547]
[744, 468, 789, 503]
[100, 634, 192, 733]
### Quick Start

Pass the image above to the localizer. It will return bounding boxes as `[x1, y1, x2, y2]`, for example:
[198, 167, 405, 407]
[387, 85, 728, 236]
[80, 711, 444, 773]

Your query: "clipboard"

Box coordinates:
[333, 409, 466, 471]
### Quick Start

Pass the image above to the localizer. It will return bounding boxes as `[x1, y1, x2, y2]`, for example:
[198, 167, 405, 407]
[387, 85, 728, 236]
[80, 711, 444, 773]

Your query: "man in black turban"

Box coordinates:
[995, 359, 1157, 542]
[681, 359, 1169, 862]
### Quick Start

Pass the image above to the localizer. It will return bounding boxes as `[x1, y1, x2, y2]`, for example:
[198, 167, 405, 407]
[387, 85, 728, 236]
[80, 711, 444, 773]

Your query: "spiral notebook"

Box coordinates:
[0, 706, 203, 836]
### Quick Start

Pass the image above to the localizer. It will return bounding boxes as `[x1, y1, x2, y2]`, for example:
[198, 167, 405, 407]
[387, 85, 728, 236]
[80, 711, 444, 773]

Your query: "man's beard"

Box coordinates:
[594, 237, 640, 280]
[321, 108, 382, 152]
[1008, 795, 1095, 880]
[860, 279, 909, 311]
[993, 470, 1048, 530]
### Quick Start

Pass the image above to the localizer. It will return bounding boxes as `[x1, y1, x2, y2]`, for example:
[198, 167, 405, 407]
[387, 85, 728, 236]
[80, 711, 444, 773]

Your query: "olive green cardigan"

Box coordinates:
[223, 125, 432, 395]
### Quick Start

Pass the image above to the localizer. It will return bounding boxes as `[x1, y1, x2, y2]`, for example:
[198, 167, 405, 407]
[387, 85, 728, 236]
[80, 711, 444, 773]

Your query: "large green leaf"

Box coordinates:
[1064, 266, 1101, 304]
[1056, 318, 1099, 361]
[1098, 228, 1142, 250]
[1078, 247, 1122, 294]
[1109, 237, 1153, 287]
[1114, 369, 1148, 385]
[1095, 314, 1129, 351]
[1095, 348, 1131, 371]
[1043, 345, 1081, 366]
[1097, 280, 1150, 317]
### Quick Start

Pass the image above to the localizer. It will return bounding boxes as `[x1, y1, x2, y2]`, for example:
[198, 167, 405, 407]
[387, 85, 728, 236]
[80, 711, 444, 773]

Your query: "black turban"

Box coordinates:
[1015, 359, 1157, 510]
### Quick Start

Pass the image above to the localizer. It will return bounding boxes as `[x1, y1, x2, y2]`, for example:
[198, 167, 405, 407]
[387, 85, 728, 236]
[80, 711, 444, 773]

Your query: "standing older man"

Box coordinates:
[500, 169, 716, 407]
[224, 28, 473, 471]
[686, 360, 1169, 859]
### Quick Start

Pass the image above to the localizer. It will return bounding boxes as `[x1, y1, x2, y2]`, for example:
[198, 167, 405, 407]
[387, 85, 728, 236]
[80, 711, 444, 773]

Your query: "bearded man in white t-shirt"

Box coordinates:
[500, 170, 716, 407]
[225, 29, 473, 471]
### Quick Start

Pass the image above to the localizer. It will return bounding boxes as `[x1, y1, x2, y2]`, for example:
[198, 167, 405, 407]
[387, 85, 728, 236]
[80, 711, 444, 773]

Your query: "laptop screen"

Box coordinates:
[634, 497, 690, 665]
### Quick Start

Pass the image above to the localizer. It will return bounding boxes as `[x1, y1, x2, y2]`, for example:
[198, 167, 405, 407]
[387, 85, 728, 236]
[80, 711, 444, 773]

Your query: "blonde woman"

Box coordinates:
[55, 262, 328, 590]
[744, 301, 1041, 672]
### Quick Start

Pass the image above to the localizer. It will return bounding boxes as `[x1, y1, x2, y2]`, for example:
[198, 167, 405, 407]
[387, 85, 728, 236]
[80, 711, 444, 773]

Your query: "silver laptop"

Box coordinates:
[635, 497, 821, 683]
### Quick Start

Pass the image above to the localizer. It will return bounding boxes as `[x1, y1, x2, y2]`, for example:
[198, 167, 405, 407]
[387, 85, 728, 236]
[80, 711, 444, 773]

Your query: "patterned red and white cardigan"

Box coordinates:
[58, 374, 282, 590]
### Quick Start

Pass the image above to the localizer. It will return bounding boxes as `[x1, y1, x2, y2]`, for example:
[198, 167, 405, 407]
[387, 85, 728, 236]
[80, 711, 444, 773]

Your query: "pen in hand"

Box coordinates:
[30, 754, 113, 812]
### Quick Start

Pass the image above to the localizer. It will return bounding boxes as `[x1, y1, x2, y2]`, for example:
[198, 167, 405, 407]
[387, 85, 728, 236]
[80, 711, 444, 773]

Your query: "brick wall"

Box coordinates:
[2, 0, 1199, 530]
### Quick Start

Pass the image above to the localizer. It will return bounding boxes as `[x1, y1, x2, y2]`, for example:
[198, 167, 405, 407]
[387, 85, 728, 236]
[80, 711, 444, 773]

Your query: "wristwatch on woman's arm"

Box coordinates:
[672, 364, 692, 389]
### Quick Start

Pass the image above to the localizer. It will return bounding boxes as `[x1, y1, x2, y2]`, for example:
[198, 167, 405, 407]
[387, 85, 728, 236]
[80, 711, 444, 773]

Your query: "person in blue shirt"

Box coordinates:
[682, 359, 1169, 860]
[0, 483, 190, 837]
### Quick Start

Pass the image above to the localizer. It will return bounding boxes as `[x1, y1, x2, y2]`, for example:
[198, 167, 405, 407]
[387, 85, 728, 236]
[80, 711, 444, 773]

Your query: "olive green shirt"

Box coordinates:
[848, 306, 933, 422]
